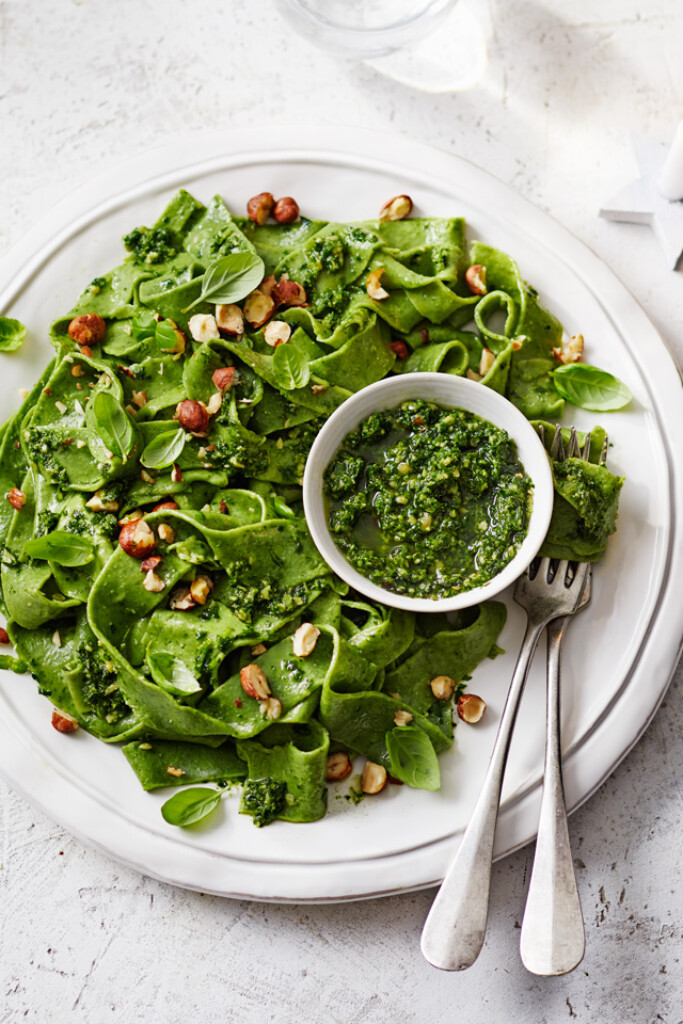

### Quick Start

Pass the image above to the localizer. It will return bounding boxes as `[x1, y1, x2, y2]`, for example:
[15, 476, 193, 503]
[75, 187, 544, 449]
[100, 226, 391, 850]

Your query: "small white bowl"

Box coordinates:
[302, 373, 554, 613]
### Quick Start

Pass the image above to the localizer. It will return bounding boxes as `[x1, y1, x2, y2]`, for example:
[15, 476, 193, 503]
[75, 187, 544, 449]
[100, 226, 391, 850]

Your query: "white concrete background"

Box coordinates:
[1, 1, 682, 1021]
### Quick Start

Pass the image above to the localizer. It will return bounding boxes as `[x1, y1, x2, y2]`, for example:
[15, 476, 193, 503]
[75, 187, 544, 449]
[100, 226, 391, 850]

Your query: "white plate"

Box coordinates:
[0, 126, 681, 903]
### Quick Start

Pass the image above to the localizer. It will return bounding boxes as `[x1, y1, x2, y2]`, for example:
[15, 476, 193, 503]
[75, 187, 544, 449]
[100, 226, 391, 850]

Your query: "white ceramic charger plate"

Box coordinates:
[0, 126, 681, 903]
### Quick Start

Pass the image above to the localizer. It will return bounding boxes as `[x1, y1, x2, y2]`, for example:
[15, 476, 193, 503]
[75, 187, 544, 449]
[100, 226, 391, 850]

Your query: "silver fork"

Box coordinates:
[421, 426, 602, 973]
[519, 427, 607, 975]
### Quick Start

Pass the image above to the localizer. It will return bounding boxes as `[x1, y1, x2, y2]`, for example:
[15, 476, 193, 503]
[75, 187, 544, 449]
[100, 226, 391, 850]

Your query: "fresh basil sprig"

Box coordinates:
[182, 252, 265, 313]
[161, 787, 223, 827]
[385, 726, 441, 790]
[272, 343, 310, 390]
[148, 652, 203, 696]
[92, 390, 135, 462]
[0, 317, 27, 352]
[23, 531, 94, 567]
[140, 428, 186, 469]
[552, 364, 632, 411]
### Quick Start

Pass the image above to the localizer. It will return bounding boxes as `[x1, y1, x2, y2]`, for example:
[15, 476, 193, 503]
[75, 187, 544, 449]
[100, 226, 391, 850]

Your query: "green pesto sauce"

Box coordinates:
[324, 400, 532, 600]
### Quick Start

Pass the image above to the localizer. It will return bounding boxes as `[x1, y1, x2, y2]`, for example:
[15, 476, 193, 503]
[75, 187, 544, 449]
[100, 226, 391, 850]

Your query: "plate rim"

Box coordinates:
[1, 124, 681, 902]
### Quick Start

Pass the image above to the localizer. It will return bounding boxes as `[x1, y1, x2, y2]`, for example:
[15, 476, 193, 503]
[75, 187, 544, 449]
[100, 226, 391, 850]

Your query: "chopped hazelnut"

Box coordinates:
[215, 304, 244, 336]
[140, 469, 156, 484]
[157, 523, 176, 544]
[0, 628, 10, 645]
[457, 693, 487, 724]
[143, 570, 165, 593]
[189, 574, 213, 605]
[166, 766, 185, 778]
[326, 751, 352, 781]
[71, 364, 86, 378]
[68, 314, 106, 347]
[361, 761, 387, 795]
[6, 488, 26, 511]
[188, 314, 220, 343]
[246, 192, 275, 225]
[171, 463, 183, 484]
[430, 675, 456, 701]
[118, 519, 156, 559]
[251, 643, 267, 656]
[158, 322, 186, 356]
[292, 622, 320, 658]
[206, 392, 222, 416]
[379, 194, 413, 221]
[394, 710, 413, 727]
[240, 663, 271, 701]
[132, 390, 147, 408]
[465, 264, 487, 296]
[263, 321, 292, 347]
[262, 696, 283, 721]
[86, 489, 119, 513]
[479, 348, 496, 376]
[151, 500, 179, 513]
[553, 333, 584, 364]
[51, 709, 79, 733]
[169, 586, 195, 611]
[259, 275, 277, 298]
[273, 196, 300, 224]
[176, 399, 209, 433]
[366, 267, 389, 301]
[466, 369, 482, 382]
[272, 277, 307, 308]
[390, 340, 409, 359]
[243, 290, 275, 329]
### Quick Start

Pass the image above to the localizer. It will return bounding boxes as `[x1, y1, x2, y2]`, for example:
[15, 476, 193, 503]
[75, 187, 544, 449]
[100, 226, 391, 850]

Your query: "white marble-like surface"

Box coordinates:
[1, 1, 682, 1020]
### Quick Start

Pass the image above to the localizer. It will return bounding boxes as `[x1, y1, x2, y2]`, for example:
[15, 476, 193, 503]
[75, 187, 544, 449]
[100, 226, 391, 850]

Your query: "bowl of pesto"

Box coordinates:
[303, 373, 554, 612]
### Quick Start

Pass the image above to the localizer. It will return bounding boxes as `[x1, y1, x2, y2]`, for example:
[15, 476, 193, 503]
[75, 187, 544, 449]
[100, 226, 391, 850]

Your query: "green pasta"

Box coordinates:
[0, 189, 623, 827]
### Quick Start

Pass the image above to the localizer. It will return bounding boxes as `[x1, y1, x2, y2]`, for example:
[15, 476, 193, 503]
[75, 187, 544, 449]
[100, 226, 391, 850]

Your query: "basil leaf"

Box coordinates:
[23, 531, 94, 567]
[553, 364, 632, 411]
[272, 344, 310, 390]
[92, 390, 135, 461]
[183, 253, 265, 312]
[131, 309, 157, 342]
[161, 787, 222, 827]
[140, 428, 186, 469]
[385, 726, 441, 791]
[148, 652, 203, 696]
[0, 317, 27, 352]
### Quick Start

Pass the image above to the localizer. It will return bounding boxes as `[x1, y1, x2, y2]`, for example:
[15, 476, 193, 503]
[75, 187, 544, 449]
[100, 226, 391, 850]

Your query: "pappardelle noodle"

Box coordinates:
[0, 189, 623, 826]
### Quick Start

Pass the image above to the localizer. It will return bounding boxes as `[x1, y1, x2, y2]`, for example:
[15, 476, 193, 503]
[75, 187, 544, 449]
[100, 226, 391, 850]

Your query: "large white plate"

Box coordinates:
[0, 126, 681, 903]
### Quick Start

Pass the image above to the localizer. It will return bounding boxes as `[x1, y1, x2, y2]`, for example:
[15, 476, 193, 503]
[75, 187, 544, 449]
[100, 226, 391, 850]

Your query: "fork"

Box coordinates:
[518, 427, 607, 976]
[420, 426, 601, 973]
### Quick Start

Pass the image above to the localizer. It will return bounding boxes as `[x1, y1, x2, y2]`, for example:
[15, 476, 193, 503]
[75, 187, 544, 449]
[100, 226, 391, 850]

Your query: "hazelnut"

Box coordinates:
[140, 469, 156, 484]
[171, 463, 183, 484]
[118, 518, 156, 559]
[243, 290, 275, 329]
[176, 399, 209, 433]
[86, 490, 119, 513]
[142, 570, 165, 593]
[479, 348, 496, 376]
[430, 675, 456, 701]
[262, 696, 283, 721]
[141, 555, 163, 573]
[188, 314, 220, 343]
[71, 364, 86, 378]
[189, 574, 214, 606]
[246, 192, 275, 225]
[51, 709, 79, 733]
[326, 752, 352, 781]
[361, 761, 387, 795]
[259, 275, 277, 298]
[151, 500, 179, 513]
[6, 488, 26, 511]
[132, 390, 147, 408]
[466, 369, 482, 382]
[68, 314, 106, 347]
[465, 264, 487, 296]
[263, 321, 292, 347]
[166, 766, 185, 778]
[292, 622, 320, 658]
[553, 333, 584, 364]
[394, 710, 413, 727]
[0, 627, 10, 645]
[80, 345, 93, 359]
[366, 267, 389, 301]
[158, 323, 186, 356]
[273, 197, 300, 224]
[251, 643, 267, 656]
[272, 277, 307, 308]
[457, 693, 487, 724]
[212, 367, 236, 391]
[240, 663, 271, 701]
[206, 392, 222, 416]
[390, 340, 409, 359]
[379, 194, 413, 221]
[168, 585, 195, 611]
[215, 304, 244, 336]
[157, 523, 176, 544]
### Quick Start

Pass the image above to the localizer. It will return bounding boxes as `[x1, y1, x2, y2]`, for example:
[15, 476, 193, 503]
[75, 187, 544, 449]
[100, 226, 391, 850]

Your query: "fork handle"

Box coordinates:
[520, 616, 585, 976]
[421, 618, 545, 971]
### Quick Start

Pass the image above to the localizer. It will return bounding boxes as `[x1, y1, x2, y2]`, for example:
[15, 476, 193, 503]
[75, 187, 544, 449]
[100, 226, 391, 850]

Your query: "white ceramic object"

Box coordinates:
[0, 126, 681, 903]
[303, 372, 554, 612]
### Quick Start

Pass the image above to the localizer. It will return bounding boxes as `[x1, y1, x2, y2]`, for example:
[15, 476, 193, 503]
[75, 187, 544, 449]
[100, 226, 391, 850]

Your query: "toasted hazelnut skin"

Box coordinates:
[390, 340, 409, 359]
[273, 196, 300, 224]
[51, 709, 79, 733]
[379, 194, 413, 221]
[141, 555, 162, 573]
[0, 627, 10, 645]
[457, 693, 487, 724]
[361, 761, 388, 795]
[465, 264, 487, 296]
[118, 518, 156, 559]
[68, 314, 106, 347]
[272, 278, 307, 308]
[240, 663, 271, 701]
[326, 752, 352, 781]
[6, 487, 26, 511]
[430, 675, 456, 701]
[247, 192, 275, 225]
[212, 367, 236, 391]
[177, 399, 209, 433]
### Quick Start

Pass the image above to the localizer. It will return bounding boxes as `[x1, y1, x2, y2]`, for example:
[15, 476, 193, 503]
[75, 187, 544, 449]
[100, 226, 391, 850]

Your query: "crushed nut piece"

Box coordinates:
[292, 622, 320, 658]
[132, 390, 147, 408]
[390, 340, 409, 359]
[190, 574, 213, 605]
[143, 570, 165, 592]
[176, 399, 209, 433]
[466, 369, 482, 382]
[51, 709, 79, 733]
[157, 523, 176, 544]
[206, 392, 222, 416]
[166, 766, 185, 778]
[169, 585, 195, 611]
[6, 488, 26, 511]
[0, 628, 10, 645]
[171, 463, 183, 484]
[240, 663, 271, 701]
[215, 304, 244, 336]
[140, 469, 156, 484]
[251, 643, 267, 656]
[262, 696, 283, 721]
[141, 555, 162, 573]
[70, 364, 86, 378]
[55, 400, 67, 414]
[479, 348, 495, 376]
[118, 519, 156, 559]
[326, 751, 353, 781]
[272, 277, 307, 308]
[188, 314, 219, 343]
[52, 630, 62, 648]
[379, 194, 413, 221]
[394, 710, 413, 727]
[553, 333, 584, 364]
[465, 264, 487, 296]
[457, 693, 487, 724]
[430, 675, 456, 701]
[361, 761, 387, 794]
[68, 314, 106, 347]
[366, 267, 389, 301]
[243, 289, 275, 329]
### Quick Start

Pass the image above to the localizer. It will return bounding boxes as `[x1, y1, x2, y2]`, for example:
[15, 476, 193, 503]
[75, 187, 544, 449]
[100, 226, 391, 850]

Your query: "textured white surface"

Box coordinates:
[1, 0, 682, 1021]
